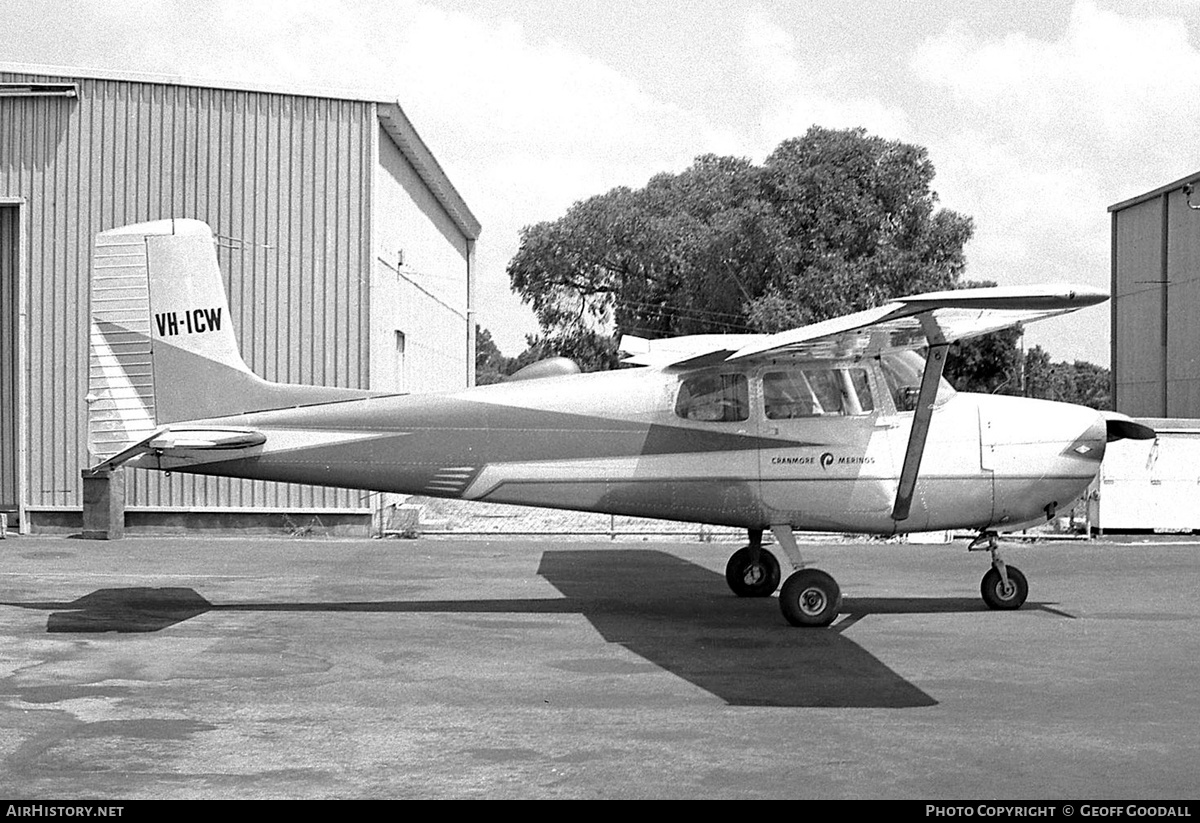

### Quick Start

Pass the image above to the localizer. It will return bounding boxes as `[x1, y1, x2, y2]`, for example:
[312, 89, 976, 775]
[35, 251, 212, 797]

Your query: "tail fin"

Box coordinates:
[87, 219, 372, 463]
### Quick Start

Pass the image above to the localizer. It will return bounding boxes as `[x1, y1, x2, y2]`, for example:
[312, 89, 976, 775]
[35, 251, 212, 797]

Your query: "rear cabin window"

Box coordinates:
[675, 373, 749, 422]
[762, 368, 874, 419]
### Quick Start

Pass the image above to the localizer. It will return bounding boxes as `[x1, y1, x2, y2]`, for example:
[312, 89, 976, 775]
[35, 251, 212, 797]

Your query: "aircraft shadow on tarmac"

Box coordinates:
[3, 549, 1070, 708]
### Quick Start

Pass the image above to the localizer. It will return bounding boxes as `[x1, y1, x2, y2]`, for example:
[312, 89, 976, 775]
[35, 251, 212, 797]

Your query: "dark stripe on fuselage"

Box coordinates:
[214, 394, 807, 461]
[180, 393, 814, 495]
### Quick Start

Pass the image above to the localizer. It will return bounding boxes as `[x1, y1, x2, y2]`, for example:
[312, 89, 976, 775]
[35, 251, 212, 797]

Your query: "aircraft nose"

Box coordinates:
[1079, 410, 1109, 461]
[983, 397, 1109, 528]
[1051, 406, 1108, 469]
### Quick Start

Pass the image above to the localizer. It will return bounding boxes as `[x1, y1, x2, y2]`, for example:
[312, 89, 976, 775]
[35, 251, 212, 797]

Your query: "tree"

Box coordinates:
[1023, 345, 1111, 409]
[941, 280, 1024, 395]
[507, 127, 975, 369]
[748, 128, 973, 328]
[1066, 360, 1113, 409]
[475, 325, 515, 385]
[944, 327, 1024, 395]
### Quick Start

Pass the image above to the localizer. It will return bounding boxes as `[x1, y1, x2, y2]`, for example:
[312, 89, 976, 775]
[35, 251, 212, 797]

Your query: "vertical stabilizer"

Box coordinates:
[145, 221, 257, 385]
[87, 219, 375, 463]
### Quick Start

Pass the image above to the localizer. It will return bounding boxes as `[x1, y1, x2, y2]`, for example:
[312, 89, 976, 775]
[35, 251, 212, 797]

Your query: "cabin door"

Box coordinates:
[757, 364, 895, 530]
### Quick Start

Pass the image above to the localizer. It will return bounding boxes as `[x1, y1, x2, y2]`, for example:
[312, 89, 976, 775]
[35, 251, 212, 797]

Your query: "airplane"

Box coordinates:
[85, 218, 1155, 627]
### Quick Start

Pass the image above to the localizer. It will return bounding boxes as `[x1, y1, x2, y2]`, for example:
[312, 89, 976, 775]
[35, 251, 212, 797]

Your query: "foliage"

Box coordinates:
[475, 326, 620, 384]
[940, 279, 1024, 395]
[944, 327, 1025, 395]
[507, 126, 975, 371]
[475, 325, 516, 385]
[1023, 345, 1112, 409]
[510, 332, 621, 373]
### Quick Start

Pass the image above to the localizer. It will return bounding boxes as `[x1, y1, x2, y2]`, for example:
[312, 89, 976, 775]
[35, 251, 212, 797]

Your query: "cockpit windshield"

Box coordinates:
[878, 351, 956, 412]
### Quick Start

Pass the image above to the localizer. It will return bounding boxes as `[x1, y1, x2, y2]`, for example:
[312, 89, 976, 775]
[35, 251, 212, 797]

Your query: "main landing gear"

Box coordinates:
[724, 529, 781, 598]
[969, 531, 1029, 610]
[724, 527, 1031, 626]
[724, 525, 842, 627]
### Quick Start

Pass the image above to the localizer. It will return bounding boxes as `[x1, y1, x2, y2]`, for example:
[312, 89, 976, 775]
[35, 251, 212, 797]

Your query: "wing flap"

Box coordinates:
[618, 333, 760, 368]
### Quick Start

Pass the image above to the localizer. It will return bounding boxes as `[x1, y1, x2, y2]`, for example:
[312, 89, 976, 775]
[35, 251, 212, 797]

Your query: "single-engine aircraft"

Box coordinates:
[86, 219, 1155, 627]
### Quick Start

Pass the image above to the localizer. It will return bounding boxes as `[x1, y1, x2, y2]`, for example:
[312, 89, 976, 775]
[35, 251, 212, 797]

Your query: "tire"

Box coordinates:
[981, 565, 1028, 610]
[779, 569, 842, 627]
[725, 546, 781, 597]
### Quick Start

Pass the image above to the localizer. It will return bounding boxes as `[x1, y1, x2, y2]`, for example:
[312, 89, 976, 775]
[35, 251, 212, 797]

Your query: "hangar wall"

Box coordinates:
[0, 203, 18, 512]
[1110, 172, 1200, 418]
[0, 68, 479, 531]
[371, 118, 472, 392]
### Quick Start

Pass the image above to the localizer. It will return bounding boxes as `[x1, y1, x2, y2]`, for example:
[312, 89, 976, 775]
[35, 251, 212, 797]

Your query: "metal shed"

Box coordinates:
[1087, 419, 1200, 533]
[1109, 172, 1200, 418]
[0, 64, 481, 534]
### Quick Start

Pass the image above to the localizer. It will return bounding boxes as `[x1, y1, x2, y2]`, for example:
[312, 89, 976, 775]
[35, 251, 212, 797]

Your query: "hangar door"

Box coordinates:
[0, 204, 17, 512]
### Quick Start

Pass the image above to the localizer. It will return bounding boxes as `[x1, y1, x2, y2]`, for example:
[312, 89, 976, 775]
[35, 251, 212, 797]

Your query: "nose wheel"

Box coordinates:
[981, 564, 1028, 610]
[970, 531, 1029, 610]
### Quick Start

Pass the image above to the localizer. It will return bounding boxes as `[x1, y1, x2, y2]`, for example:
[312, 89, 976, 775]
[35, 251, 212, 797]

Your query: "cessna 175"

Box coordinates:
[86, 219, 1153, 627]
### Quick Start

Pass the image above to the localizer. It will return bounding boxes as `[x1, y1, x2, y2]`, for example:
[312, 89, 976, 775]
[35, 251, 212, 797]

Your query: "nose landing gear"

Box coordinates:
[969, 531, 1029, 610]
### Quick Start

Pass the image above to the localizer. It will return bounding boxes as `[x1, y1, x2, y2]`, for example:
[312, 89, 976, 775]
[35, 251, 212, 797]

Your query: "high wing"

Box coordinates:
[620, 284, 1108, 367]
[621, 283, 1109, 523]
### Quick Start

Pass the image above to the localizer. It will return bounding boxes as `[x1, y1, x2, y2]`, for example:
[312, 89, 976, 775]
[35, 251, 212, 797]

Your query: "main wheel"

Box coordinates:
[725, 546, 781, 597]
[981, 565, 1028, 610]
[779, 569, 842, 627]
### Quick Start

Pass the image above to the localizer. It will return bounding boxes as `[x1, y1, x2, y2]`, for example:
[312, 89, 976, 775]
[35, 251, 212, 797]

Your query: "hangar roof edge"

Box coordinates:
[376, 103, 481, 240]
[0, 61, 481, 241]
[0, 60, 396, 104]
[1108, 169, 1200, 213]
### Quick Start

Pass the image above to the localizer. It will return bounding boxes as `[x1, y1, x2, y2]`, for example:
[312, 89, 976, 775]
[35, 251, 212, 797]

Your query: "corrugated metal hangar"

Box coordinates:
[1110, 171, 1200, 418]
[0, 65, 481, 534]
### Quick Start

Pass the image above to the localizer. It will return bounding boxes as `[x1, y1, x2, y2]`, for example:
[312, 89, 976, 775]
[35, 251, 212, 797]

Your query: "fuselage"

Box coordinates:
[137, 353, 1109, 535]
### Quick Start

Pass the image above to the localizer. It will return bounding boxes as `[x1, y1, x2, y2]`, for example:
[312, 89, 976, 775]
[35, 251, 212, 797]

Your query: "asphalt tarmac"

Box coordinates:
[1, 533, 1198, 799]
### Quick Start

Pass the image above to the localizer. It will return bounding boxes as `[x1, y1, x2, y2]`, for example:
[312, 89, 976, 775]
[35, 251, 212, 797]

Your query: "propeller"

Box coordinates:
[1101, 411, 1156, 442]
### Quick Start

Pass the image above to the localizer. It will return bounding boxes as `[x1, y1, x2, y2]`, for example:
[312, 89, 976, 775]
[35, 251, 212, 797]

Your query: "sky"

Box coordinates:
[3, 0, 1200, 365]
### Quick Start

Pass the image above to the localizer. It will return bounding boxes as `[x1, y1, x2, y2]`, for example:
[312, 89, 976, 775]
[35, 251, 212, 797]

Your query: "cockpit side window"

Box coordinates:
[878, 351, 956, 412]
[763, 368, 875, 419]
[675, 373, 749, 422]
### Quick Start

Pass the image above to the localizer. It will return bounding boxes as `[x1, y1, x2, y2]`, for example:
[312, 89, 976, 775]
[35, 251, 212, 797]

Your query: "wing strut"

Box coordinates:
[891, 315, 949, 522]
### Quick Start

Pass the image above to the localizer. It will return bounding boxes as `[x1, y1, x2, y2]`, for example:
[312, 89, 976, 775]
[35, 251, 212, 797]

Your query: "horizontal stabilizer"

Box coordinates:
[147, 428, 267, 450]
[90, 426, 268, 472]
